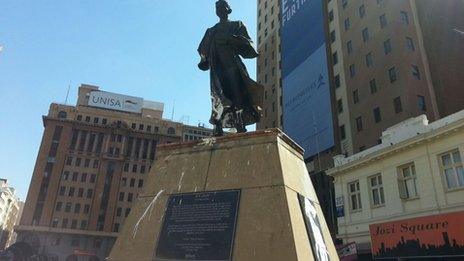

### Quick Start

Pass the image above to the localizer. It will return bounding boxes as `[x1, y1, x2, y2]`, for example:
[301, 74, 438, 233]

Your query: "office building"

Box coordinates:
[257, 0, 464, 235]
[327, 110, 464, 258]
[15, 84, 210, 260]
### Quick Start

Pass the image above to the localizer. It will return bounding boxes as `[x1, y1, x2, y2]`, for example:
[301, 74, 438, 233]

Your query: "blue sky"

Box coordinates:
[0, 0, 258, 199]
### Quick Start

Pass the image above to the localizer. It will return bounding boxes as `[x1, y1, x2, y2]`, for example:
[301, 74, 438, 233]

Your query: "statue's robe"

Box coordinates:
[198, 20, 264, 128]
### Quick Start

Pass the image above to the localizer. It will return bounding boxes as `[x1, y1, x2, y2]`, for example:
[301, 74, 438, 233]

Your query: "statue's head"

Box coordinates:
[216, 0, 232, 19]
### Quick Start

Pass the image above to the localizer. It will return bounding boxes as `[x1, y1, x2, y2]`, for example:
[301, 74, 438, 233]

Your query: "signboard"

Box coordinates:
[369, 211, 464, 259]
[335, 196, 344, 218]
[155, 190, 241, 261]
[281, 0, 335, 159]
[336, 242, 357, 261]
[88, 91, 143, 113]
[298, 194, 330, 261]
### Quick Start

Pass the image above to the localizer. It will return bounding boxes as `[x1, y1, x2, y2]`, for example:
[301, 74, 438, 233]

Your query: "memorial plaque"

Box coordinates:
[155, 190, 241, 261]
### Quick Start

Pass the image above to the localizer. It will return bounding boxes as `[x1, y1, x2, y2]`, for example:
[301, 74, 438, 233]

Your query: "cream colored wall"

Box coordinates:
[333, 129, 464, 247]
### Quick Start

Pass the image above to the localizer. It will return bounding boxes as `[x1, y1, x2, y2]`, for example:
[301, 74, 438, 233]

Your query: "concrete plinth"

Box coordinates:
[109, 129, 338, 261]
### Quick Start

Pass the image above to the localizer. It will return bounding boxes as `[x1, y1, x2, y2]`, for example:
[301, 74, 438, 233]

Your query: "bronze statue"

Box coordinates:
[198, 0, 264, 136]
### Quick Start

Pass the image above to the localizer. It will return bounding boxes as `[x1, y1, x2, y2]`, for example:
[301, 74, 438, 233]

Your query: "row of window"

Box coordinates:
[55, 202, 91, 214]
[353, 95, 426, 132]
[347, 149, 464, 212]
[121, 177, 144, 188]
[123, 163, 148, 174]
[118, 192, 136, 203]
[51, 217, 88, 230]
[66, 156, 99, 169]
[62, 171, 97, 183]
[58, 186, 93, 199]
[76, 114, 176, 135]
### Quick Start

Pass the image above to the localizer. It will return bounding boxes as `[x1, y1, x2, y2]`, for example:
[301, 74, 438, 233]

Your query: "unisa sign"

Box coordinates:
[88, 91, 143, 113]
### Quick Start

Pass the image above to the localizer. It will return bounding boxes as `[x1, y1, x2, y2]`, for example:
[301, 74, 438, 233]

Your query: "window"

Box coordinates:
[72, 172, 78, 181]
[418, 95, 426, 111]
[74, 203, 81, 213]
[127, 193, 133, 202]
[75, 158, 81, 167]
[65, 202, 72, 213]
[359, 5, 365, 18]
[346, 41, 353, 54]
[406, 37, 415, 51]
[398, 164, 418, 199]
[167, 127, 176, 135]
[394, 97, 403, 113]
[362, 28, 369, 42]
[130, 178, 135, 187]
[349, 64, 356, 78]
[78, 188, 84, 198]
[365, 52, 373, 67]
[379, 14, 387, 28]
[401, 11, 409, 25]
[373, 107, 382, 123]
[86, 189, 93, 198]
[348, 181, 362, 211]
[139, 124, 144, 131]
[77, 115, 82, 121]
[81, 173, 87, 182]
[119, 192, 125, 201]
[138, 179, 144, 188]
[80, 220, 87, 230]
[132, 164, 138, 173]
[102, 118, 107, 125]
[337, 99, 343, 114]
[356, 117, 363, 132]
[93, 117, 99, 124]
[62, 171, 70, 181]
[440, 150, 464, 189]
[56, 202, 63, 211]
[353, 90, 359, 104]
[344, 18, 350, 31]
[58, 111, 67, 119]
[384, 39, 392, 54]
[68, 187, 75, 197]
[113, 223, 120, 233]
[83, 204, 90, 214]
[370, 175, 385, 206]
[332, 52, 338, 65]
[411, 65, 421, 79]
[66, 156, 73, 166]
[125, 208, 131, 217]
[90, 174, 96, 183]
[62, 218, 69, 228]
[140, 165, 146, 174]
[334, 75, 341, 88]
[369, 79, 377, 94]
[329, 10, 334, 22]
[342, 0, 348, 9]
[340, 125, 346, 140]
[116, 207, 122, 217]
[389, 67, 397, 83]
[59, 186, 66, 196]
[330, 31, 336, 43]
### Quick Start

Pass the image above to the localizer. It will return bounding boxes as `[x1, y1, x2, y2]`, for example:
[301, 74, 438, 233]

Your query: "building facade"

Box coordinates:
[0, 179, 21, 250]
[183, 124, 214, 142]
[256, 0, 464, 237]
[15, 84, 199, 260]
[327, 110, 464, 257]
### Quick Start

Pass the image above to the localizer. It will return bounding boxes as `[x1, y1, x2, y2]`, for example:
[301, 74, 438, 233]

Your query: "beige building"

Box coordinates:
[16, 84, 212, 260]
[327, 110, 464, 257]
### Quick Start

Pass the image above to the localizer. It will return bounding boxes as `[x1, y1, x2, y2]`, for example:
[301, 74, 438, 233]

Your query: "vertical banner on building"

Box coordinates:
[281, 0, 334, 158]
[369, 211, 464, 259]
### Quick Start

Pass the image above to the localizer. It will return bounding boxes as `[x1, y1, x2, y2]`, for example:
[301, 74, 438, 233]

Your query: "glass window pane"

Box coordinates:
[378, 176, 383, 185]
[373, 189, 379, 205]
[442, 154, 452, 166]
[371, 178, 377, 187]
[445, 168, 458, 188]
[453, 151, 462, 163]
[357, 195, 362, 209]
[351, 195, 357, 209]
[456, 166, 464, 186]
[380, 187, 385, 203]
[350, 183, 356, 192]
[403, 167, 411, 178]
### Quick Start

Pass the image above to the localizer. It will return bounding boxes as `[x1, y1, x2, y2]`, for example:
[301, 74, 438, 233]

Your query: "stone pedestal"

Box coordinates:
[109, 129, 338, 260]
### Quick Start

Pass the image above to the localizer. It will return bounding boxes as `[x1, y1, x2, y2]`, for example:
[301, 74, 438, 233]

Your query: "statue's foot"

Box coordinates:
[236, 125, 247, 133]
[213, 125, 224, 137]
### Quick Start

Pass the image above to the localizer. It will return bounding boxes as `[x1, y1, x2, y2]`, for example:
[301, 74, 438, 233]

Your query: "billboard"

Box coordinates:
[88, 91, 143, 113]
[281, 0, 335, 158]
[369, 211, 464, 259]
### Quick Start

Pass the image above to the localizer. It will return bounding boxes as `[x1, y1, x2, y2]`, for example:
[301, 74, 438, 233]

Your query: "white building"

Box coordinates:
[0, 179, 21, 249]
[327, 111, 464, 258]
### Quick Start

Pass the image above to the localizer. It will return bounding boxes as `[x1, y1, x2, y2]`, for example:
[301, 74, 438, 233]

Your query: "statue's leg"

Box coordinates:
[235, 109, 247, 133]
[213, 123, 224, 137]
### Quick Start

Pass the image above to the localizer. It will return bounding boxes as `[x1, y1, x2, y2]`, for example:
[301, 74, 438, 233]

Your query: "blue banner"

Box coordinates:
[281, 0, 335, 158]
